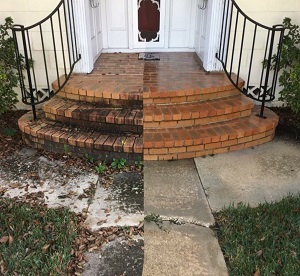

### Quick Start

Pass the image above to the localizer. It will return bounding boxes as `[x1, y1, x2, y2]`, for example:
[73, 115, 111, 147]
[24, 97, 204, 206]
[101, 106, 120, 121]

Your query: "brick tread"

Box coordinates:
[43, 97, 143, 133]
[18, 111, 143, 161]
[144, 94, 254, 128]
[144, 107, 279, 160]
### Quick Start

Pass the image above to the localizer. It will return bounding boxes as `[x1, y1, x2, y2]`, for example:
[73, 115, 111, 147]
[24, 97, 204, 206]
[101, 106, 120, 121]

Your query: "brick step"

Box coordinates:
[52, 74, 143, 108]
[18, 111, 143, 162]
[43, 97, 143, 134]
[144, 107, 279, 161]
[144, 94, 254, 129]
[143, 72, 244, 105]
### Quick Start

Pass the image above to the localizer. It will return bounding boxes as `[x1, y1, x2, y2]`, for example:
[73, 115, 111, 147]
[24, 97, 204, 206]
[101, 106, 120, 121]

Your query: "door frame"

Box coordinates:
[195, 0, 224, 71]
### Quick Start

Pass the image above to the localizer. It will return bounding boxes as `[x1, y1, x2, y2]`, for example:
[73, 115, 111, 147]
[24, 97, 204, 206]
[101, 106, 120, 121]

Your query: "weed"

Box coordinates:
[144, 213, 163, 229]
[63, 144, 70, 153]
[95, 162, 108, 174]
[111, 158, 127, 170]
[135, 157, 143, 170]
[2, 127, 17, 136]
[84, 153, 95, 164]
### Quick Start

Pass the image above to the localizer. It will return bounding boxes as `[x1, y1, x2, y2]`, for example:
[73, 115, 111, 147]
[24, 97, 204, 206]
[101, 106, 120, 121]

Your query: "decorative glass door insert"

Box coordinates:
[133, 0, 165, 48]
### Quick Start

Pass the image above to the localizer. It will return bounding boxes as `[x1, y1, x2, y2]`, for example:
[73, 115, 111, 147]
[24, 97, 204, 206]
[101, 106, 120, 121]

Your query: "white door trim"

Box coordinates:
[198, 0, 224, 71]
[73, 0, 94, 73]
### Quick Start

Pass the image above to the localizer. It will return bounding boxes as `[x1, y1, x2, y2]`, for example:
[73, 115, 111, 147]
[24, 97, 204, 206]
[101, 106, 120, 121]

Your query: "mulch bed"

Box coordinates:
[269, 106, 300, 140]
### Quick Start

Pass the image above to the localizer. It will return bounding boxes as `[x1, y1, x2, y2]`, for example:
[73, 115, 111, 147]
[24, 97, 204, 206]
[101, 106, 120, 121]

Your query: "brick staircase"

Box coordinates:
[18, 54, 144, 162]
[18, 53, 279, 162]
[143, 53, 279, 161]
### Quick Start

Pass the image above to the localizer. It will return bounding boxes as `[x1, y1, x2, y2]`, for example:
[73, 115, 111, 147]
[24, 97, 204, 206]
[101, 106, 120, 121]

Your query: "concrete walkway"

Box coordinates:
[143, 135, 300, 276]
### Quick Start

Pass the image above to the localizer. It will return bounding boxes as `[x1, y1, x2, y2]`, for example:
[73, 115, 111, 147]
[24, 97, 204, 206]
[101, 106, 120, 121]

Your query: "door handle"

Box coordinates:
[198, 0, 208, 10]
[90, 0, 99, 8]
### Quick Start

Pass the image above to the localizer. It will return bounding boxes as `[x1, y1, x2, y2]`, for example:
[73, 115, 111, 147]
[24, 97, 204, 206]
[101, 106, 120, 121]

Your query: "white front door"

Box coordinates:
[132, 0, 166, 49]
[88, 0, 103, 62]
[105, 0, 129, 48]
[168, 0, 193, 48]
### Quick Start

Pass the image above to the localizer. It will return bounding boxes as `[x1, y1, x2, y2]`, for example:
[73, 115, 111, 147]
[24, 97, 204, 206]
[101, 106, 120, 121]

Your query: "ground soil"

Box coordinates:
[269, 106, 300, 140]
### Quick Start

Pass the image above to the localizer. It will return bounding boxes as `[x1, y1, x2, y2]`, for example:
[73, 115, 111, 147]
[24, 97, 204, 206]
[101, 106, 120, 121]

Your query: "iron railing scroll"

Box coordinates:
[216, 0, 285, 118]
[12, 0, 81, 120]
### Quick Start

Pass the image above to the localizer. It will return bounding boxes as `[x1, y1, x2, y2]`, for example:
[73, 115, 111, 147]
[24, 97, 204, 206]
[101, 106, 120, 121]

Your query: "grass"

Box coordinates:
[0, 198, 78, 275]
[214, 194, 300, 276]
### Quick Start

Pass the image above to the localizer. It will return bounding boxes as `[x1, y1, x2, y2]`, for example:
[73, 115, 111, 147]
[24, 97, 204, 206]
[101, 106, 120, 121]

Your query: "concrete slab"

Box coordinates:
[86, 171, 144, 231]
[195, 136, 300, 211]
[143, 222, 228, 276]
[0, 148, 98, 213]
[83, 236, 144, 276]
[144, 160, 214, 226]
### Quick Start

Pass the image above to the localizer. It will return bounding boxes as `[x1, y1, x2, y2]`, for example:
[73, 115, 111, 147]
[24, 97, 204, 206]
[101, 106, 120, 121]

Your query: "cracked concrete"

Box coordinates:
[144, 160, 214, 226]
[143, 159, 227, 276]
[0, 148, 144, 276]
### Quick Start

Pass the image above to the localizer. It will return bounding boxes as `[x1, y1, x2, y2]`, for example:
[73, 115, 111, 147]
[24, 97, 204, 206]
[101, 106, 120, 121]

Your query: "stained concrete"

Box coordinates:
[143, 222, 228, 276]
[83, 236, 144, 276]
[0, 148, 145, 275]
[0, 148, 97, 213]
[195, 136, 300, 211]
[144, 159, 214, 226]
[85, 171, 144, 231]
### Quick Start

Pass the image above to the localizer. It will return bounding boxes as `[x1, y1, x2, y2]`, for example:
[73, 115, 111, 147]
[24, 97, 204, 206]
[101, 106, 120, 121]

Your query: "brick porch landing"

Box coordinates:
[18, 53, 279, 161]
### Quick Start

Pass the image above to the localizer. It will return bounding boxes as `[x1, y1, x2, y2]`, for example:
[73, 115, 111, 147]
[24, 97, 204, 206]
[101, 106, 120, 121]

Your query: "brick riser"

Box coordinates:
[53, 74, 143, 108]
[144, 107, 278, 161]
[43, 98, 143, 134]
[144, 94, 254, 129]
[18, 111, 143, 163]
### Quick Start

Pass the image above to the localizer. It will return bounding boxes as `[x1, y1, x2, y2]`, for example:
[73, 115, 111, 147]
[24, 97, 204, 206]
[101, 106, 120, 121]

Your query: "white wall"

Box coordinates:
[237, 0, 300, 27]
[0, 0, 74, 110]
[0, 0, 58, 29]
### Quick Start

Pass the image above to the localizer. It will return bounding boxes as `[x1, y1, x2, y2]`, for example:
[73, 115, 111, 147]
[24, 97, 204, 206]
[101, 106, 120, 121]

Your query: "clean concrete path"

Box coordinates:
[195, 136, 300, 211]
[143, 136, 300, 276]
[144, 159, 228, 276]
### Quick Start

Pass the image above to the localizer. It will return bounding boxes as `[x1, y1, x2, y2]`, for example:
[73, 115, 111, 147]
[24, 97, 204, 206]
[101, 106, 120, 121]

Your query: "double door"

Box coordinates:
[89, 0, 194, 57]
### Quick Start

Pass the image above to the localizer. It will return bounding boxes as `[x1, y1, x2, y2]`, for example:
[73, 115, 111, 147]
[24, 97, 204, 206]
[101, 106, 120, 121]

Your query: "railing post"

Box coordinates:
[19, 26, 37, 120]
[12, 26, 26, 105]
[260, 28, 276, 118]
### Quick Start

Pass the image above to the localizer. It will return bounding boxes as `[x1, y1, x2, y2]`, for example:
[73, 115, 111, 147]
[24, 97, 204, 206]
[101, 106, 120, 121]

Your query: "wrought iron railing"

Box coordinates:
[12, 0, 81, 119]
[216, 0, 285, 118]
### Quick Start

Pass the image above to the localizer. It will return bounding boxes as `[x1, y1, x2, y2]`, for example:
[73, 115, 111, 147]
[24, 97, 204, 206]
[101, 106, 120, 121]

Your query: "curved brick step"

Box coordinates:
[53, 74, 143, 108]
[144, 107, 279, 161]
[18, 111, 143, 162]
[143, 87, 242, 105]
[43, 97, 143, 134]
[144, 94, 254, 129]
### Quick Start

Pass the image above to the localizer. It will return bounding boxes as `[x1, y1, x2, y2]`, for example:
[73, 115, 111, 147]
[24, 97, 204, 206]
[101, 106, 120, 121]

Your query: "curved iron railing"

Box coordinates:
[216, 0, 285, 117]
[12, 0, 81, 119]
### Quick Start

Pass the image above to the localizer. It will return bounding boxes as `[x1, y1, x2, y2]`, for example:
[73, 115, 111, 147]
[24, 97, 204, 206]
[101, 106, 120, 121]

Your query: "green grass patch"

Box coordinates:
[215, 194, 300, 276]
[0, 198, 78, 275]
